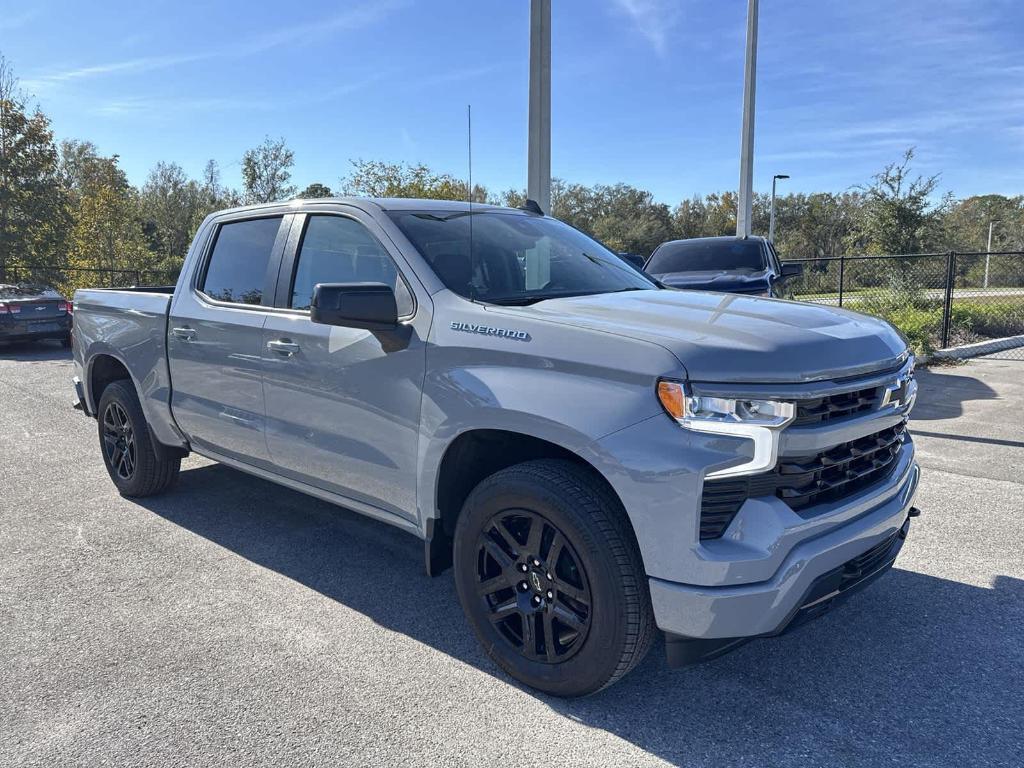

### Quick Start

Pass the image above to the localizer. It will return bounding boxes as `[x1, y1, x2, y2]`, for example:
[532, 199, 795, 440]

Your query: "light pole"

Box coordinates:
[769, 173, 789, 243]
[984, 220, 999, 289]
[527, 0, 551, 214]
[736, 0, 758, 238]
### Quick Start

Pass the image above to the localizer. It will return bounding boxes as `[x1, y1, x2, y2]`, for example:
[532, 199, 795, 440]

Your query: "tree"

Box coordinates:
[940, 194, 1024, 252]
[0, 55, 68, 278]
[296, 182, 333, 199]
[60, 142, 150, 288]
[139, 161, 207, 268]
[671, 191, 738, 239]
[855, 149, 949, 255]
[341, 159, 486, 202]
[771, 191, 864, 259]
[500, 180, 672, 255]
[241, 136, 296, 204]
[200, 159, 241, 210]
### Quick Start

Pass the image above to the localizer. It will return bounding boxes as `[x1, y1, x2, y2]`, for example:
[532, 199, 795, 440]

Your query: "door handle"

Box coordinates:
[267, 339, 300, 356]
[171, 327, 197, 341]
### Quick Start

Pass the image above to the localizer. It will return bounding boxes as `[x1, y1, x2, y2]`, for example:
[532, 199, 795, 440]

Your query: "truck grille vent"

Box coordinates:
[699, 422, 906, 540]
[792, 386, 881, 426]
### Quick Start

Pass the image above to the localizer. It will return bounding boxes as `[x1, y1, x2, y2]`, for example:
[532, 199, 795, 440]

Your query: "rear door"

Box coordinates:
[260, 209, 428, 521]
[168, 214, 291, 466]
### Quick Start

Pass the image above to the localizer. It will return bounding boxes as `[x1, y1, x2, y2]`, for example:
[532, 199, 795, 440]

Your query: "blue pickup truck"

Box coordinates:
[72, 198, 921, 696]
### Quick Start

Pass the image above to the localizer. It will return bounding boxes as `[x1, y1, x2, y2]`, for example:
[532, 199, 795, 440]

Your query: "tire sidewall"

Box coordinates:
[454, 469, 634, 697]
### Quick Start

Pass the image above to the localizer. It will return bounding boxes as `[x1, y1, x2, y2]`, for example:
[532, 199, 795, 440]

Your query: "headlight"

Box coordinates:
[657, 380, 795, 478]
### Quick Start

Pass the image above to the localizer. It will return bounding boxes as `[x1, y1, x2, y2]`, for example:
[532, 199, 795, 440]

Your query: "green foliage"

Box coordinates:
[341, 159, 486, 202]
[296, 182, 333, 199]
[241, 136, 296, 204]
[0, 55, 68, 276]
[854, 148, 949, 255]
[941, 194, 1024, 252]
[140, 162, 211, 271]
[61, 143, 151, 295]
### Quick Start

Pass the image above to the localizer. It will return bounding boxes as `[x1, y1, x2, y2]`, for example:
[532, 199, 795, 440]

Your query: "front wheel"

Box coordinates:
[453, 460, 654, 697]
[97, 380, 180, 497]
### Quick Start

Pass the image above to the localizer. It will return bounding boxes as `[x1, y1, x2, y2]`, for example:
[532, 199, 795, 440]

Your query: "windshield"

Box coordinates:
[0, 283, 57, 299]
[387, 211, 657, 304]
[647, 240, 766, 273]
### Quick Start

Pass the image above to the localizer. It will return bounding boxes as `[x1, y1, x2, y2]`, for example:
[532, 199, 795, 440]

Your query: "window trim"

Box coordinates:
[193, 214, 291, 311]
[277, 211, 417, 321]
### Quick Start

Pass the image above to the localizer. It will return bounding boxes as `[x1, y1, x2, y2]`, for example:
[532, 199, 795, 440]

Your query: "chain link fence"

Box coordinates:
[0, 264, 180, 299]
[788, 251, 1024, 359]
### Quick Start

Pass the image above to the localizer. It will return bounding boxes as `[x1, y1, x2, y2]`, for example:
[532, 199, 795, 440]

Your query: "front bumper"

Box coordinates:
[649, 460, 920, 658]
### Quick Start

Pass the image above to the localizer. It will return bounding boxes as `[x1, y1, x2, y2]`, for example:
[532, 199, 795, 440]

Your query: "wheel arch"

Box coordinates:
[87, 350, 188, 461]
[425, 427, 636, 576]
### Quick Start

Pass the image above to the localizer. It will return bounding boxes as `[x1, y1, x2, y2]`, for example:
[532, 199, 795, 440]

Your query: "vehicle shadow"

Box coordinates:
[0, 340, 72, 362]
[137, 461, 1022, 767]
[912, 367, 998, 422]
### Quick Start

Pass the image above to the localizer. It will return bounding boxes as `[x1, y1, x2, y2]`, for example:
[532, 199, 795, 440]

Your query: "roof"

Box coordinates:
[661, 235, 767, 246]
[216, 197, 525, 216]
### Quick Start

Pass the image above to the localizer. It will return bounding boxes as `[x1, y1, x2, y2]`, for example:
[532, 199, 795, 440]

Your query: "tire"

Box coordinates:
[453, 459, 655, 697]
[97, 380, 180, 497]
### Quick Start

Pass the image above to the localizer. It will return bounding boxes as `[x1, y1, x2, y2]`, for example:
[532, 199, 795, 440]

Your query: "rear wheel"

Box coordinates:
[453, 460, 654, 697]
[97, 380, 179, 497]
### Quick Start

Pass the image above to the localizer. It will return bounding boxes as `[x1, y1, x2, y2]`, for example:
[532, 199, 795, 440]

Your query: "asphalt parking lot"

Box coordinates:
[1, 345, 1021, 768]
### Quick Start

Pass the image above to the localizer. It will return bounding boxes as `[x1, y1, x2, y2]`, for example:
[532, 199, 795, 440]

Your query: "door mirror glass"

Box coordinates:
[310, 283, 398, 330]
[780, 262, 804, 279]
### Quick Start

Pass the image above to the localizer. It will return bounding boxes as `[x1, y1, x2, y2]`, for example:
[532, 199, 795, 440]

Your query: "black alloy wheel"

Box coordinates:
[453, 460, 655, 697]
[476, 509, 592, 663]
[96, 379, 180, 497]
[102, 401, 136, 480]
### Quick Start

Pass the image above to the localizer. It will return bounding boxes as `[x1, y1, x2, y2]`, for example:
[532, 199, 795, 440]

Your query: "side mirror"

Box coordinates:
[619, 253, 647, 271]
[780, 262, 804, 279]
[311, 283, 398, 330]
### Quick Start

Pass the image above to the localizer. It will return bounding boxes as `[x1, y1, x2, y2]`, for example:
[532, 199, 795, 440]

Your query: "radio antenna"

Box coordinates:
[467, 104, 476, 301]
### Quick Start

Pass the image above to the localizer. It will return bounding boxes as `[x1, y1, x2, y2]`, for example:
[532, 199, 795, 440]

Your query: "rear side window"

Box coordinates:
[201, 217, 282, 305]
[290, 215, 413, 315]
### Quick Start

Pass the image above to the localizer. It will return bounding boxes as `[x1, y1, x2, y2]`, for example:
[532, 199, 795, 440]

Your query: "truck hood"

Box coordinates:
[652, 269, 770, 294]
[521, 289, 908, 383]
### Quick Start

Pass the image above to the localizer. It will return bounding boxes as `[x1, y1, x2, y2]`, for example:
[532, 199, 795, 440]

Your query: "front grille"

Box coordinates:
[792, 385, 882, 426]
[700, 422, 906, 540]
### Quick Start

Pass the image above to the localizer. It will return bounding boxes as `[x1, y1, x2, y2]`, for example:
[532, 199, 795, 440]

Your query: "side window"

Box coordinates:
[290, 215, 413, 315]
[201, 217, 282, 305]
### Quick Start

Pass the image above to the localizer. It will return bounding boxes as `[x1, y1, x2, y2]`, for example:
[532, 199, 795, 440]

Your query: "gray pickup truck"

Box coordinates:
[73, 198, 920, 696]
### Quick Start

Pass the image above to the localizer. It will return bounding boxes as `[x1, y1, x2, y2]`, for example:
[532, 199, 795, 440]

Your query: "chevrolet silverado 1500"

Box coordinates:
[73, 198, 920, 696]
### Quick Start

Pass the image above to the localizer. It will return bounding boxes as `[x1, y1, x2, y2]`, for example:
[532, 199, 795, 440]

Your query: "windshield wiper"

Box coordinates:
[485, 287, 653, 306]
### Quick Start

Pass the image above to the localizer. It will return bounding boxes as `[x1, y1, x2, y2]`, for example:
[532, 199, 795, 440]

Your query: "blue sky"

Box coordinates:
[2, 0, 1022, 203]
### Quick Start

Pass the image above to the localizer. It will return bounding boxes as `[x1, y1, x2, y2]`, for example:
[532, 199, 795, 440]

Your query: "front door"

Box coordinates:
[261, 211, 427, 520]
[169, 214, 290, 465]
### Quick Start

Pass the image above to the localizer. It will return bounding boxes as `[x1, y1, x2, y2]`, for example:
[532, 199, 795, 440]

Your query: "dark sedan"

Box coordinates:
[645, 236, 802, 297]
[0, 283, 73, 347]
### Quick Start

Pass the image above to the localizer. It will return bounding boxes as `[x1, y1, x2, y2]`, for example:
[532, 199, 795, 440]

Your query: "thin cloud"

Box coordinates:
[23, 0, 407, 89]
[612, 0, 684, 58]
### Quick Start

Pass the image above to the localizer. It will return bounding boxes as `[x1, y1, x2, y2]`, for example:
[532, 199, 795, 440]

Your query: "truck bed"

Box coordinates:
[73, 287, 182, 449]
